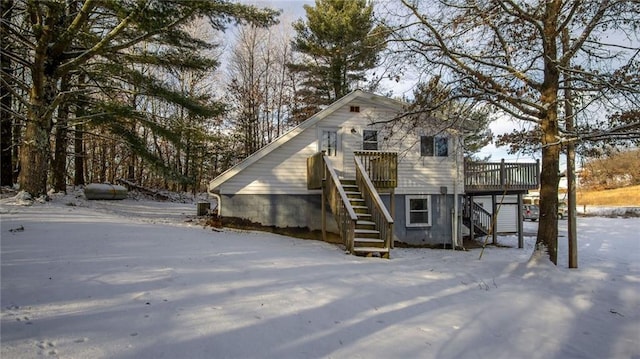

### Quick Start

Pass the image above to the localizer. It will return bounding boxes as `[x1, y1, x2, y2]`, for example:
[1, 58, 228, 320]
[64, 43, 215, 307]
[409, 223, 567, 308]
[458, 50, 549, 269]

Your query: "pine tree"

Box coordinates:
[289, 0, 387, 121]
[3, 0, 279, 196]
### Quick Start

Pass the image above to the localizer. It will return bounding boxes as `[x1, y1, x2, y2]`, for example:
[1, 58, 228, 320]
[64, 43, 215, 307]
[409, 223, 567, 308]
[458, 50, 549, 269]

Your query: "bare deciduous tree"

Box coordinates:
[384, 0, 640, 264]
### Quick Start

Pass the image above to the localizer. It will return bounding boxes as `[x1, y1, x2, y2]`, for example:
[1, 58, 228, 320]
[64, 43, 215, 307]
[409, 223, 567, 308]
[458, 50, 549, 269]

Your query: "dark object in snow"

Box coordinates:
[84, 183, 128, 200]
[9, 225, 24, 232]
[197, 202, 210, 216]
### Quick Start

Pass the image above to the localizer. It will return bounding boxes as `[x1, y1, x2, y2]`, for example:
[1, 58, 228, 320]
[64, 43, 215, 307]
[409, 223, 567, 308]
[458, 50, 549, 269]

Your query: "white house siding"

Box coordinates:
[220, 98, 408, 195]
[473, 195, 518, 233]
[220, 129, 318, 195]
[212, 91, 466, 245]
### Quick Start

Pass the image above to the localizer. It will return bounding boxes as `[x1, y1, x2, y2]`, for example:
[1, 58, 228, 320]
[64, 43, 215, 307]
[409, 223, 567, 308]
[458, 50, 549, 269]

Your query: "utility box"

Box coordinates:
[197, 202, 210, 216]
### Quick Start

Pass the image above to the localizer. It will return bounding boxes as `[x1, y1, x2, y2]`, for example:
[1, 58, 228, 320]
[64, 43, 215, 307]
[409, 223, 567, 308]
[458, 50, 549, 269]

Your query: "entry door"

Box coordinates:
[319, 127, 343, 175]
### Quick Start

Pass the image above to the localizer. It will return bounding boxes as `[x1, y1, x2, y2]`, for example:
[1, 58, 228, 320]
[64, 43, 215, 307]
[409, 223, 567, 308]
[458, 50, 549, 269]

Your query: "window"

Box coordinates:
[420, 136, 434, 156]
[420, 136, 448, 157]
[435, 136, 448, 156]
[321, 130, 338, 156]
[363, 130, 378, 150]
[350, 106, 360, 113]
[406, 195, 432, 227]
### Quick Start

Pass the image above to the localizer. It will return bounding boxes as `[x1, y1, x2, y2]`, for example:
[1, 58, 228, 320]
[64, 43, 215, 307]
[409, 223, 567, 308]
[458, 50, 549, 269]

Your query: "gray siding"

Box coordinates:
[221, 194, 338, 233]
[222, 193, 454, 246]
[384, 194, 455, 246]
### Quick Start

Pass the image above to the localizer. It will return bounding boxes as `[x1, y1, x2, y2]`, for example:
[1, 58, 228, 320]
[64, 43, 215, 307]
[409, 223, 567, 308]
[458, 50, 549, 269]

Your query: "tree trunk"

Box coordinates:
[534, 1, 562, 265]
[52, 76, 72, 192]
[52, 116, 69, 192]
[537, 139, 560, 264]
[74, 122, 85, 186]
[1, 0, 14, 186]
[19, 79, 57, 196]
[19, 119, 52, 196]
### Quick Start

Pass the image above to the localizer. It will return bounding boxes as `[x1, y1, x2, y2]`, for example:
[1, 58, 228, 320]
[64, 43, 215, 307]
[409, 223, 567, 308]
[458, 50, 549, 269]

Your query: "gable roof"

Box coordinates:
[208, 90, 406, 192]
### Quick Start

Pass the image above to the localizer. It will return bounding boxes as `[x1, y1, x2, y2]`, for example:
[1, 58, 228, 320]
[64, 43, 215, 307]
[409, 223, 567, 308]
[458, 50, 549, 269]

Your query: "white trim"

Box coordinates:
[405, 195, 432, 227]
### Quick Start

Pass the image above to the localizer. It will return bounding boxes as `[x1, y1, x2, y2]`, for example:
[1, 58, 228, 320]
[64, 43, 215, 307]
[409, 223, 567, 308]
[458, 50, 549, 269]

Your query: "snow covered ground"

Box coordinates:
[1, 192, 639, 359]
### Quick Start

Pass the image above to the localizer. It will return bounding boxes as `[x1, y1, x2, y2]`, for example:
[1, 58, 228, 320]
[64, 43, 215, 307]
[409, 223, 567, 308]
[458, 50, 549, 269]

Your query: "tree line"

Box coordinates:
[2, 0, 639, 264]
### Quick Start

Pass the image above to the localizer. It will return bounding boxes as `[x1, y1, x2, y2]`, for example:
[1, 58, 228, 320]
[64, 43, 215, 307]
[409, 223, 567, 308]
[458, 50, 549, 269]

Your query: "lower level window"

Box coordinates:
[406, 195, 432, 227]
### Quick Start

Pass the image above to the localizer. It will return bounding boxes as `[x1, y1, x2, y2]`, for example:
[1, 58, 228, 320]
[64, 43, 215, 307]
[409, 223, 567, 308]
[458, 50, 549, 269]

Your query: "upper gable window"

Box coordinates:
[420, 135, 448, 157]
[362, 130, 378, 150]
[350, 106, 360, 113]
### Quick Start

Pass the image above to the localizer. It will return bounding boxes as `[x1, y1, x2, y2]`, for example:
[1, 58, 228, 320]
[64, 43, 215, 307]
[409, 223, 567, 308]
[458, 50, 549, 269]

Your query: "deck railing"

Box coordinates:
[355, 156, 394, 253]
[307, 151, 324, 190]
[307, 152, 358, 252]
[465, 159, 539, 192]
[463, 199, 492, 235]
[354, 151, 397, 189]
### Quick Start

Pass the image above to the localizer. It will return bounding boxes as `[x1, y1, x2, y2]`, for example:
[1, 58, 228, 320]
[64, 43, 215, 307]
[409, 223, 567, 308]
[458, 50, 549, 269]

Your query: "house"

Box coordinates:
[208, 90, 539, 257]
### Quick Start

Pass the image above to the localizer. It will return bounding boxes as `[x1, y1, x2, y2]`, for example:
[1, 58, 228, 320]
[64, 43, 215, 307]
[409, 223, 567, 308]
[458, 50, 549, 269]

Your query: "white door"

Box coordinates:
[318, 127, 343, 175]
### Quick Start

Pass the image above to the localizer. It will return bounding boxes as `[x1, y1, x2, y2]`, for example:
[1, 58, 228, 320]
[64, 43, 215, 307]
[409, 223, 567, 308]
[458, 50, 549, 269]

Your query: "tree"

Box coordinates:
[226, 23, 296, 159]
[1, 0, 12, 186]
[289, 0, 388, 121]
[385, 0, 640, 264]
[580, 148, 640, 189]
[2, 0, 279, 196]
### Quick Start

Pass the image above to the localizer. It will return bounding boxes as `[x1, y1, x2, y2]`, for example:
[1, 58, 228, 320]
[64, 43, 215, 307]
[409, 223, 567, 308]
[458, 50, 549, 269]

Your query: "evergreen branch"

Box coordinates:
[57, 1, 146, 76]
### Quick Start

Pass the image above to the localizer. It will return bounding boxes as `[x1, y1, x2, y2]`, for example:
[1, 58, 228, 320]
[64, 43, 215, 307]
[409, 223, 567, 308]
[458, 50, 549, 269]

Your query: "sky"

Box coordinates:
[1, 190, 639, 358]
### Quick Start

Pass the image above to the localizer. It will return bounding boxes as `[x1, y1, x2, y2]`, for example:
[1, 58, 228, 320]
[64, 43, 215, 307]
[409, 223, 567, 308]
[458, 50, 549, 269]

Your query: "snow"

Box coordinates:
[1, 192, 639, 359]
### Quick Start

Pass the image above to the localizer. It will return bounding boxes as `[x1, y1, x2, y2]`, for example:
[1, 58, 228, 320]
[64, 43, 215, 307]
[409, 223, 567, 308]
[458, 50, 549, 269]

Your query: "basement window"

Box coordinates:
[406, 195, 432, 227]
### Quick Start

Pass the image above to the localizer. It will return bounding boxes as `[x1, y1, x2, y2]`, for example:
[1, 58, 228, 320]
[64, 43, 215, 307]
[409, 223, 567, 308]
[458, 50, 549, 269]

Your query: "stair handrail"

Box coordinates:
[323, 155, 358, 253]
[354, 156, 394, 253]
[465, 200, 492, 234]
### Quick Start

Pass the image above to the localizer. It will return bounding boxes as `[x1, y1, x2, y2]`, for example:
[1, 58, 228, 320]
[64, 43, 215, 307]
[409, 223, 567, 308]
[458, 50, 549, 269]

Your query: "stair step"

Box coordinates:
[355, 228, 380, 234]
[352, 206, 369, 214]
[356, 221, 376, 231]
[354, 238, 385, 246]
[352, 247, 390, 253]
[345, 191, 362, 198]
[354, 229, 380, 238]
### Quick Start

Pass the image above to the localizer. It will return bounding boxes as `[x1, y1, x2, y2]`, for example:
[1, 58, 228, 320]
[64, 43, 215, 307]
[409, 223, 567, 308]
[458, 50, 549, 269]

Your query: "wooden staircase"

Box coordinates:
[462, 199, 492, 238]
[342, 179, 389, 258]
[307, 151, 396, 259]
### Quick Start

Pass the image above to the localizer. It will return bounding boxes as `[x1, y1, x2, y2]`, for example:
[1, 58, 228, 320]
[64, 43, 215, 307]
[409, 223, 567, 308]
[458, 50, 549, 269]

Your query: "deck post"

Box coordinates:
[469, 195, 475, 242]
[390, 189, 395, 249]
[321, 152, 327, 242]
[492, 194, 497, 245]
[517, 193, 523, 248]
[321, 182, 326, 242]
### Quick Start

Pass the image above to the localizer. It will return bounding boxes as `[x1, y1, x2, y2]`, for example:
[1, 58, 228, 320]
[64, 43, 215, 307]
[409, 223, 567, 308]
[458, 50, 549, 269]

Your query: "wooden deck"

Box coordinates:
[464, 159, 539, 193]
